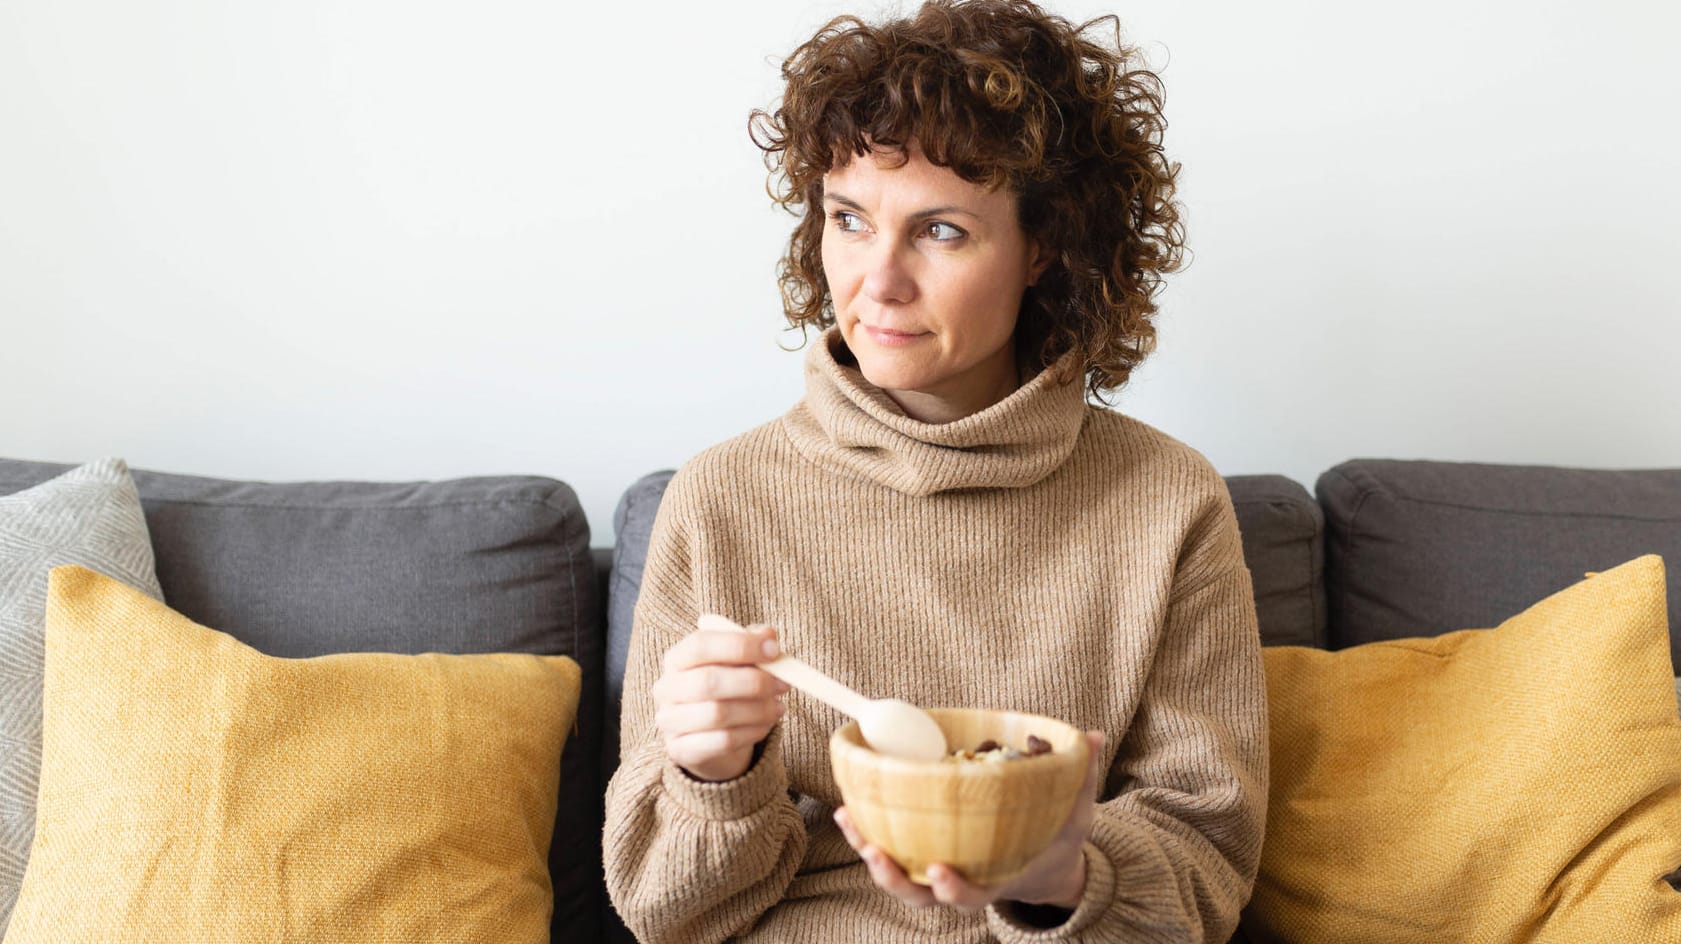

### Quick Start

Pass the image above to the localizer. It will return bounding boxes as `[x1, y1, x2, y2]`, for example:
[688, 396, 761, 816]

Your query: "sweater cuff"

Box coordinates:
[660, 725, 788, 822]
[986, 841, 1116, 942]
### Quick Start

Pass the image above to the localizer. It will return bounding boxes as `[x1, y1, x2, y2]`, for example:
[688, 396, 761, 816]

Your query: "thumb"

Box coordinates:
[1079, 731, 1105, 803]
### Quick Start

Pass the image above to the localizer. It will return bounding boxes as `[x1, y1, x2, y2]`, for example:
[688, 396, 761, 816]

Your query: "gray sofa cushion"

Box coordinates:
[0, 458, 602, 944]
[604, 470, 1326, 774]
[1226, 475, 1325, 649]
[1318, 459, 1681, 673]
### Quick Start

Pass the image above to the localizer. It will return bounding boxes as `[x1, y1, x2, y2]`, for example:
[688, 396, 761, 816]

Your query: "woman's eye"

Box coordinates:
[923, 221, 965, 241]
[832, 211, 864, 232]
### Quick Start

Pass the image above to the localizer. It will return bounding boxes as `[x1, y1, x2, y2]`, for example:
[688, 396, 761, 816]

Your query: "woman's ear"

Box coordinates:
[1026, 239, 1056, 286]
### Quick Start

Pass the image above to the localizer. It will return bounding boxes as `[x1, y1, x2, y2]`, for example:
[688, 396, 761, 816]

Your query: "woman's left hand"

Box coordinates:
[834, 730, 1105, 913]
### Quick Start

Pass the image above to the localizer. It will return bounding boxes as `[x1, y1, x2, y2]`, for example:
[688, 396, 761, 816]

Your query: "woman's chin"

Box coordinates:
[855, 362, 934, 398]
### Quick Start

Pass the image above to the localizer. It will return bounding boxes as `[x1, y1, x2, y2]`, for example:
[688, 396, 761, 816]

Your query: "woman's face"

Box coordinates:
[821, 146, 1049, 423]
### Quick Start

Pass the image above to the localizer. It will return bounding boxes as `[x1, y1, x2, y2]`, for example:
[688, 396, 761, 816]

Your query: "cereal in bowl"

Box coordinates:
[946, 735, 1054, 763]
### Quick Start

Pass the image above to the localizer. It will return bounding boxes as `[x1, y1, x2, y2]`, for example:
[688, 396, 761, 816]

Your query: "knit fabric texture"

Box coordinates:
[1250, 555, 1681, 943]
[605, 329, 1269, 943]
[5, 566, 580, 944]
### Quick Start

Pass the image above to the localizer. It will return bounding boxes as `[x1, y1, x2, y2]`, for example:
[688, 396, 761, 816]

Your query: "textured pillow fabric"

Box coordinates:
[5, 566, 581, 943]
[1317, 459, 1681, 672]
[1246, 555, 1681, 943]
[0, 457, 603, 942]
[0, 459, 162, 931]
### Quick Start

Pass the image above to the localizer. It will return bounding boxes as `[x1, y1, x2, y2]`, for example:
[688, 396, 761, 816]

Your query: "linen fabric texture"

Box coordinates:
[0, 458, 162, 932]
[0, 458, 604, 942]
[4, 566, 581, 943]
[1248, 554, 1681, 943]
[604, 328, 1270, 944]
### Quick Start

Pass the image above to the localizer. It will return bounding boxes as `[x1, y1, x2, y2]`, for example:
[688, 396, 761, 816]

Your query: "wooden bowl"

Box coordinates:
[829, 707, 1089, 886]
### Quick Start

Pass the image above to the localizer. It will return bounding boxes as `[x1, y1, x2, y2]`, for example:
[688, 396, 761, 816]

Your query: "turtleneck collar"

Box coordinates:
[780, 327, 1088, 497]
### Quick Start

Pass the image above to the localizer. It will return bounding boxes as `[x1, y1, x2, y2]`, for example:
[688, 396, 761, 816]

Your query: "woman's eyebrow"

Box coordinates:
[822, 192, 981, 220]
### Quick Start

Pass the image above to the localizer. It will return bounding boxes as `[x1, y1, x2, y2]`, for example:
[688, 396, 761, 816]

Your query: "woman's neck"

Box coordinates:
[879, 352, 1023, 424]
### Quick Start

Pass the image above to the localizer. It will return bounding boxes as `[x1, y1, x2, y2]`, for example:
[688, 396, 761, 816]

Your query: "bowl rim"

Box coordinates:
[829, 706, 1089, 776]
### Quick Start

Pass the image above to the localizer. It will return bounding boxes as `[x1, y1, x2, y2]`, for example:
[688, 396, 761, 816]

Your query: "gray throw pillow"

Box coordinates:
[0, 459, 162, 931]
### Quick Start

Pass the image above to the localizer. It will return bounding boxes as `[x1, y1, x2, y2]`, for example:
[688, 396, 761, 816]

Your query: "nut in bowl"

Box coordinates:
[829, 707, 1091, 887]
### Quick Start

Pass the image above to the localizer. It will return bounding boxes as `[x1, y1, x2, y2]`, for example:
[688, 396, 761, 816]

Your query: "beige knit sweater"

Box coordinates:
[605, 329, 1268, 943]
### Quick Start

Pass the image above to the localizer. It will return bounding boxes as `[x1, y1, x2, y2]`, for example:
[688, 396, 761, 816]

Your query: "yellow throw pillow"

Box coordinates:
[1245, 554, 1681, 943]
[3, 565, 581, 944]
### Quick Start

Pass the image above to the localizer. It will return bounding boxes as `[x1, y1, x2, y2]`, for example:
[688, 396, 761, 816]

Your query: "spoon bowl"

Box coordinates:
[853, 698, 948, 763]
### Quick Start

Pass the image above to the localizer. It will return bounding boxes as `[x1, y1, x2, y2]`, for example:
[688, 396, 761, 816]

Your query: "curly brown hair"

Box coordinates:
[749, 0, 1185, 400]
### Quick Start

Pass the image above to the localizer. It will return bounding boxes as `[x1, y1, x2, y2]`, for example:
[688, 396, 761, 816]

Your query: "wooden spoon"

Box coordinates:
[696, 613, 948, 761]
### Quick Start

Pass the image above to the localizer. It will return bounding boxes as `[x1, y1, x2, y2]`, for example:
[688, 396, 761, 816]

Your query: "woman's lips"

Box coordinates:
[864, 326, 929, 347]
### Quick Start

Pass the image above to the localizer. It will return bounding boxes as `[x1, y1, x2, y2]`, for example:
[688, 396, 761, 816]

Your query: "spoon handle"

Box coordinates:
[695, 613, 871, 719]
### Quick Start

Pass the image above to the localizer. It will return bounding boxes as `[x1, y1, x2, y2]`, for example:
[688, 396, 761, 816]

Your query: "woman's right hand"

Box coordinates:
[651, 622, 790, 782]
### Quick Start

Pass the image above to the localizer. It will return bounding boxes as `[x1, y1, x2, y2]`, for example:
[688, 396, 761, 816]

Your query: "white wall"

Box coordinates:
[3, 0, 1677, 543]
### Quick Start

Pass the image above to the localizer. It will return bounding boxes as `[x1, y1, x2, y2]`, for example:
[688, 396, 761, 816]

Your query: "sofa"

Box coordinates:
[2, 454, 1678, 942]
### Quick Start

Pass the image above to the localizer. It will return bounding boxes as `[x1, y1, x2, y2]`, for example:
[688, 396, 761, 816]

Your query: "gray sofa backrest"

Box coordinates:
[0, 459, 605, 944]
[1319, 459, 1681, 673]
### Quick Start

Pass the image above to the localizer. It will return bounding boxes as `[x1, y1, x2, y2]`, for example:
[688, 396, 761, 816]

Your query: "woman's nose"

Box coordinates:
[859, 243, 917, 306]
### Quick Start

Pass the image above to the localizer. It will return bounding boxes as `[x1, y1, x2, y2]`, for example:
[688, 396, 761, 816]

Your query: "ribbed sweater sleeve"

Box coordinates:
[988, 485, 1269, 943]
[602, 474, 808, 943]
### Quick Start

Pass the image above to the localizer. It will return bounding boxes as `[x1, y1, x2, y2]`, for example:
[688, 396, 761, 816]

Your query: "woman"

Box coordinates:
[604, 1, 1267, 941]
